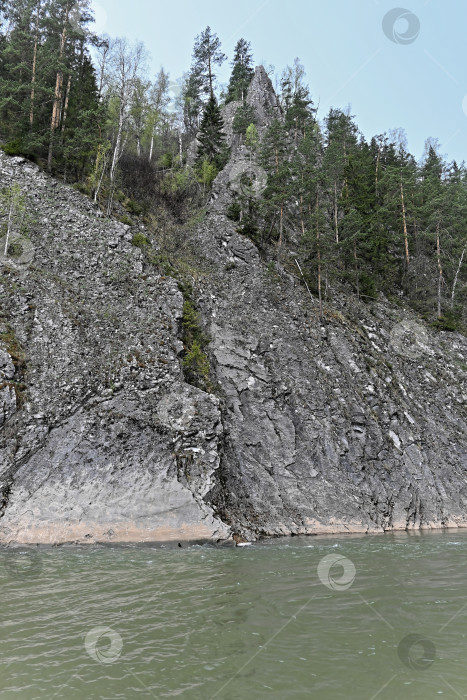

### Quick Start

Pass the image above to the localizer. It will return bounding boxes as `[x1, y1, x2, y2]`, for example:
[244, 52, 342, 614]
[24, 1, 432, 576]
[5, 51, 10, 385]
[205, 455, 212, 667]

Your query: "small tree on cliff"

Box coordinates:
[196, 94, 228, 169]
[1, 184, 26, 256]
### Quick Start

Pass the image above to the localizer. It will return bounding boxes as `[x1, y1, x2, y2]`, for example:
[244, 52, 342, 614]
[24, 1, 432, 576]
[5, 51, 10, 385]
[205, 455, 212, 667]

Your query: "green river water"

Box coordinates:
[2, 530, 467, 699]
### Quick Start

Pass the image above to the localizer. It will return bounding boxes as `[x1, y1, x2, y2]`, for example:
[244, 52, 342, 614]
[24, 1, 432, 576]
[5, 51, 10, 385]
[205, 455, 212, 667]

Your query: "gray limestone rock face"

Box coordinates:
[0, 348, 15, 381]
[193, 210, 467, 539]
[246, 65, 282, 132]
[1, 67, 467, 544]
[0, 151, 229, 545]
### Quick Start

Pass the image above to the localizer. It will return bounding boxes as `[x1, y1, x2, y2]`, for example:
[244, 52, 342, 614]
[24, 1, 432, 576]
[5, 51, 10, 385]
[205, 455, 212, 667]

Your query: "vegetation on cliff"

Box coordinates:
[1, 1, 466, 328]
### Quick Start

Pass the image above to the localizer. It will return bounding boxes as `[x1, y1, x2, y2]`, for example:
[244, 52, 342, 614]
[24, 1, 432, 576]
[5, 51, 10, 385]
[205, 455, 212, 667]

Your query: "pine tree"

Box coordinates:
[225, 38, 254, 103]
[191, 26, 225, 99]
[0, 0, 46, 142]
[419, 144, 448, 319]
[295, 124, 327, 314]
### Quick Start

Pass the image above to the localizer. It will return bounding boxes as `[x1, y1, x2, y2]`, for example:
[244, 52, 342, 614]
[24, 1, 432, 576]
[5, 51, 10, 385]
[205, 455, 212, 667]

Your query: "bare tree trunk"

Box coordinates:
[94, 150, 108, 203]
[294, 258, 314, 304]
[107, 110, 124, 215]
[316, 193, 323, 319]
[451, 245, 466, 310]
[98, 42, 110, 100]
[354, 239, 359, 300]
[375, 147, 381, 198]
[48, 2, 70, 172]
[278, 205, 283, 250]
[3, 196, 14, 256]
[208, 54, 212, 98]
[436, 220, 443, 319]
[29, 1, 43, 127]
[30, 33, 38, 126]
[400, 176, 410, 267]
[61, 74, 72, 134]
[299, 173, 305, 237]
[333, 181, 339, 243]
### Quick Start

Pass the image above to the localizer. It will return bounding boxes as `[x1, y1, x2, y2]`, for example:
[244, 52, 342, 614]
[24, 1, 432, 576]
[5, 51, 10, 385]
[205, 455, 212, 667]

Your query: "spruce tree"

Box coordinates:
[196, 94, 227, 168]
[226, 38, 254, 103]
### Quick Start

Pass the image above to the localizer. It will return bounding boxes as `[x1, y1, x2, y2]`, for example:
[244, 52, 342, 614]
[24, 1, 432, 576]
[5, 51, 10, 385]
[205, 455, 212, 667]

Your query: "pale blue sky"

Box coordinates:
[91, 0, 467, 164]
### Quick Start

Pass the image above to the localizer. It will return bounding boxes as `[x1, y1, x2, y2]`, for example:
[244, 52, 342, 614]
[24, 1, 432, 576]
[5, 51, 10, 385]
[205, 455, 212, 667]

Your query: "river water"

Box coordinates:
[1, 530, 467, 699]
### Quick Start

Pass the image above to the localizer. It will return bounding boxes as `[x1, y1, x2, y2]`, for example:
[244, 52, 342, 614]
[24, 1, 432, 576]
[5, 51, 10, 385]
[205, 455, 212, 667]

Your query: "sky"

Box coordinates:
[90, 0, 467, 165]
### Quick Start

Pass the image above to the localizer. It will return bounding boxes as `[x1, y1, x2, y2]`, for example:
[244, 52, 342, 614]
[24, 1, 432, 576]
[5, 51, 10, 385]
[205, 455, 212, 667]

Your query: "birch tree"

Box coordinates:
[105, 37, 146, 214]
[1, 184, 26, 257]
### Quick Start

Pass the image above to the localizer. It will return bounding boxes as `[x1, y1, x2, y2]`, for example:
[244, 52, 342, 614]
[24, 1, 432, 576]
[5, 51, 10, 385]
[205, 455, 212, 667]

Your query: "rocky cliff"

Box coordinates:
[0, 68, 466, 544]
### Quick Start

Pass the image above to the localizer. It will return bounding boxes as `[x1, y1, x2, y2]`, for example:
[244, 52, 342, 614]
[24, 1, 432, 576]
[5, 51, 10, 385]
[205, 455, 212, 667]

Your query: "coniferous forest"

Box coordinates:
[1, 0, 467, 330]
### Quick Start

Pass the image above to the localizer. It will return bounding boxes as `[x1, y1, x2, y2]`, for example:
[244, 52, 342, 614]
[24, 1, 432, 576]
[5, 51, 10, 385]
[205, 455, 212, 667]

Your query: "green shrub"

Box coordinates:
[159, 152, 174, 169]
[73, 182, 91, 195]
[1, 138, 24, 156]
[182, 340, 210, 383]
[182, 300, 208, 347]
[226, 202, 241, 221]
[358, 272, 378, 300]
[233, 104, 257, 134]
[197, 160, 218, 189]
[432, 311, 463, 332]
[236, 214, 259, 242]
[7, 241, 23, 258]
[125, 199, 143, 215]
[131, 232, 149, 247]
[181, 300, 211, 389]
